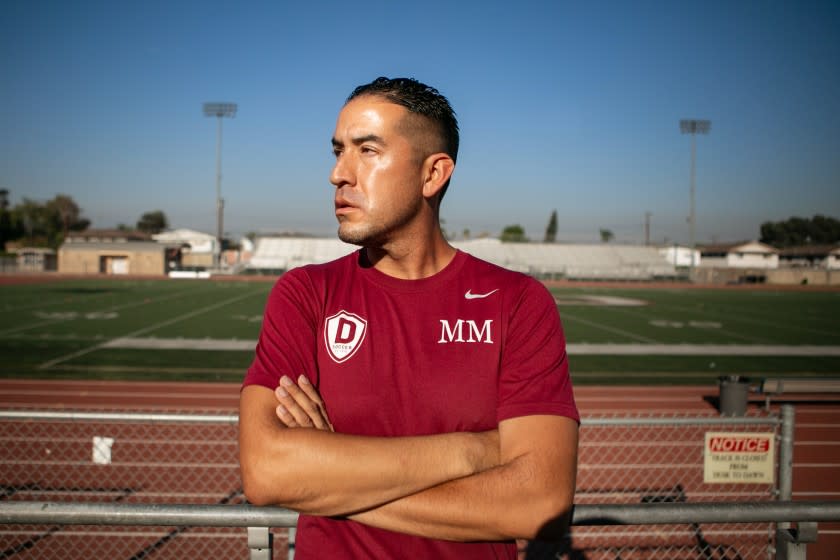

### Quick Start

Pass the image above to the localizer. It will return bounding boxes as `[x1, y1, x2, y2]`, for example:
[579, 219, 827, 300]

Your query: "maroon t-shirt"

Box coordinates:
[243, 249, 579, 559]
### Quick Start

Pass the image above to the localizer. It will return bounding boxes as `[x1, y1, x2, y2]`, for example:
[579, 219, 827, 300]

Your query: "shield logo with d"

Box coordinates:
[324, 310, 368, 363]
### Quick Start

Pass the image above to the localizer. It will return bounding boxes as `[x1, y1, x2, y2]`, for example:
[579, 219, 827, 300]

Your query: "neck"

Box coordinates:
[364, 226, 455, 280]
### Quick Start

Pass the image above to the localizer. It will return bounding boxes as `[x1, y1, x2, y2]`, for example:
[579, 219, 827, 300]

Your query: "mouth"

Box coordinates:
[334, 195, 358, 216]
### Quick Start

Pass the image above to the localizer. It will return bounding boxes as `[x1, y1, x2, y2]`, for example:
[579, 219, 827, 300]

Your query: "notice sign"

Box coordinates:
[703, 432, 775, 484]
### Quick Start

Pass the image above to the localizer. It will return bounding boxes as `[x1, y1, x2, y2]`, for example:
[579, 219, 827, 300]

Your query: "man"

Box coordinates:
[239, 77, 579, 559]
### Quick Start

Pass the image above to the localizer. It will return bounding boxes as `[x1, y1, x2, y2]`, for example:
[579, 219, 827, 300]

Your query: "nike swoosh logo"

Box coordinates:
[465, 289, 499, 300]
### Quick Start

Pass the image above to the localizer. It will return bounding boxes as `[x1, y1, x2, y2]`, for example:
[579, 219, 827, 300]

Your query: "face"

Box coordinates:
[330, 95, 427, 247]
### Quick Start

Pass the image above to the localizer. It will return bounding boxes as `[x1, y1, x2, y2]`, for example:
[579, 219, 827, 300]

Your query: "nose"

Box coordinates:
[330, 152, 353, 189]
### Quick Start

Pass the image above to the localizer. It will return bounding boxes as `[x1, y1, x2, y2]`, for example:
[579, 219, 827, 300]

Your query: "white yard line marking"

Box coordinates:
[0, 318, 75, 336]
[560, 312, 659, 343]
[38, 290, 258, 370]
[0, 285, 204, 336]
[0, 291, 119, 314]
[663, 302, 840, 339]
[604, 306, 769, 343]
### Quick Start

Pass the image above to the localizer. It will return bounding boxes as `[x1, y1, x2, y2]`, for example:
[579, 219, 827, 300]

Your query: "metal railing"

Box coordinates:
[1, 500, 839, 559]
[1, 405, 824, 559]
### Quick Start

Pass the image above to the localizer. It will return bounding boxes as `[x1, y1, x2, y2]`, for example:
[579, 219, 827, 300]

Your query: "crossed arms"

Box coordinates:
[239, 375, 578, 541]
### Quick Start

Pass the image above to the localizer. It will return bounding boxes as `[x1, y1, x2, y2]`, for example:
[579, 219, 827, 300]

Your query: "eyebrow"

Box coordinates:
[331, 134, 386, 148]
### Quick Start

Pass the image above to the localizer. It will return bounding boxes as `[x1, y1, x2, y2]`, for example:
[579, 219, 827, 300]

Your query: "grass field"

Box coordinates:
[1, 276, 839, 384]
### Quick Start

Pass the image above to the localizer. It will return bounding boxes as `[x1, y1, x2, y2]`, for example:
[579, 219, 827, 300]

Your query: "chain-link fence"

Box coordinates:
[571, 410, 783, 560]
[0, 408, 785, 559]
[0, 409, 285, 559]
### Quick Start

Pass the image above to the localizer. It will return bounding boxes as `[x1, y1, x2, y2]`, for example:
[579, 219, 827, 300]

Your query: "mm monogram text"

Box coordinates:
[438, 319, 494, 344]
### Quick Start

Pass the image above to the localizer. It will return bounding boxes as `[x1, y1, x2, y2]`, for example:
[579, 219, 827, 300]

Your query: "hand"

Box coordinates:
[274, 375, 334, 431]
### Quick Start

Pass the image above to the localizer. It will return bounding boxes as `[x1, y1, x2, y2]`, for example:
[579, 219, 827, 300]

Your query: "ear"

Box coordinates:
[421, 153, 455, 200]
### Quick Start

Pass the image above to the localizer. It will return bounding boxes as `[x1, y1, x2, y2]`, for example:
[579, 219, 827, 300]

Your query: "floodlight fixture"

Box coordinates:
[680, 119, 710, 135]
[680, 119, 711, 277]
[204, 102, 238, 269]
[203, 103, 238, 118]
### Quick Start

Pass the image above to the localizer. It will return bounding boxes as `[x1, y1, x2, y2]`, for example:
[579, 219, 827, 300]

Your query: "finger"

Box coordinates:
[286, 376, 332, 431]
[278, 376, 330, 430]
[275, 382, 315, 427]
[274, 403, 298, 428]
[298, 375, 334, 431]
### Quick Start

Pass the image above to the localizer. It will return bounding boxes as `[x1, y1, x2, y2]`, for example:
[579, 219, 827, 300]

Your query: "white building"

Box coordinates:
[830, 247, 840, 270]
[152, 229, 217, 268]
[699, 241, 779, 269]
[658, 245, 702, 268]
[779, 245, 840, 270]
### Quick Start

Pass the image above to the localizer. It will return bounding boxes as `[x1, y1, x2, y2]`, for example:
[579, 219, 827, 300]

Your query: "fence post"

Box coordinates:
[776, 404, 803, 560]
[248, 526, 272, 560]
[778, 404, 794, 502]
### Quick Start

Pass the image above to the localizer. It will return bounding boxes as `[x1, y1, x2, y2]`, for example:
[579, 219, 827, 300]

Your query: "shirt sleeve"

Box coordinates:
[242, 268, 321, 391]
[496, 278, 580, 424]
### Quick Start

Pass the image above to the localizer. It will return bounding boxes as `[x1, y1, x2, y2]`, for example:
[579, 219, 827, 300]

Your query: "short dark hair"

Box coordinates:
[347, 77, 459, 165]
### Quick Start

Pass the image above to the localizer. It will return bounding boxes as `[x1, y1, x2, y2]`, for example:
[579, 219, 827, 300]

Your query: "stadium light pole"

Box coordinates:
[679, 119, 710, 278]
[203, 102, 237, 269]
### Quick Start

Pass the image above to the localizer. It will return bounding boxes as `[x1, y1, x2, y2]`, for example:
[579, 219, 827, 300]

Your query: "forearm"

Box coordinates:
[348, 453, 573, 541]
[240, 385, 496, 515]
[349, 416, 579, 541]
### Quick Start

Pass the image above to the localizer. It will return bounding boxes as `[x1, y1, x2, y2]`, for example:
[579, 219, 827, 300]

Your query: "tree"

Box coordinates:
[17, 198, 57, 247]
[500, 224, 528, 243]
[47, 194, 89, 240]
[137, 210, 169, 234]
[0, 194, 89, 250]
[0, 189, 23, 252]
[544, 210, 558, 243]
[760, 215, 840, 247]
[599, 228, 614, 243]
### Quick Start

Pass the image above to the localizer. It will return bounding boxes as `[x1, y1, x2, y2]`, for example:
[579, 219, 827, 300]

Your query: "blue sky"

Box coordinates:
[2, 0, 838, 244]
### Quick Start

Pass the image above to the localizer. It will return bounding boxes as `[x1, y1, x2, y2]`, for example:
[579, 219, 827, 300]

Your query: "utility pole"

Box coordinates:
[679, 119, 710, 278]
[644, 211, 652, 246]
[203, 102, 237, 269]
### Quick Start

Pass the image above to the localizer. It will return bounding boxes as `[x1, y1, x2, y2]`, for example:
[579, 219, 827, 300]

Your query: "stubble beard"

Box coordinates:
[336, 198, 424, 248]
[337, 220, 384, 247]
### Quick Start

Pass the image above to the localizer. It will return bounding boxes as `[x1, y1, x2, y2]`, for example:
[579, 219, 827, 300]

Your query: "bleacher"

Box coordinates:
[248, 237, 358, 271]
[453, 239, 678, 280]
[247, 236, 678, 280]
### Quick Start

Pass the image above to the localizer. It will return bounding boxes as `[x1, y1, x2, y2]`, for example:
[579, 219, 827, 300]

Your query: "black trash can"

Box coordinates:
[718, 375, 751, 416]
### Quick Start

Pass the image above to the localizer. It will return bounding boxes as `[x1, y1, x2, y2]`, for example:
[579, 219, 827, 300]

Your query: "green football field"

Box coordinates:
[1, 276, 839, 384]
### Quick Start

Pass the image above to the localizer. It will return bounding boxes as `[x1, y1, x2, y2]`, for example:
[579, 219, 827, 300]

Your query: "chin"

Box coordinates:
[337, 225, 368, 246]
[338, 223, 387, 248]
